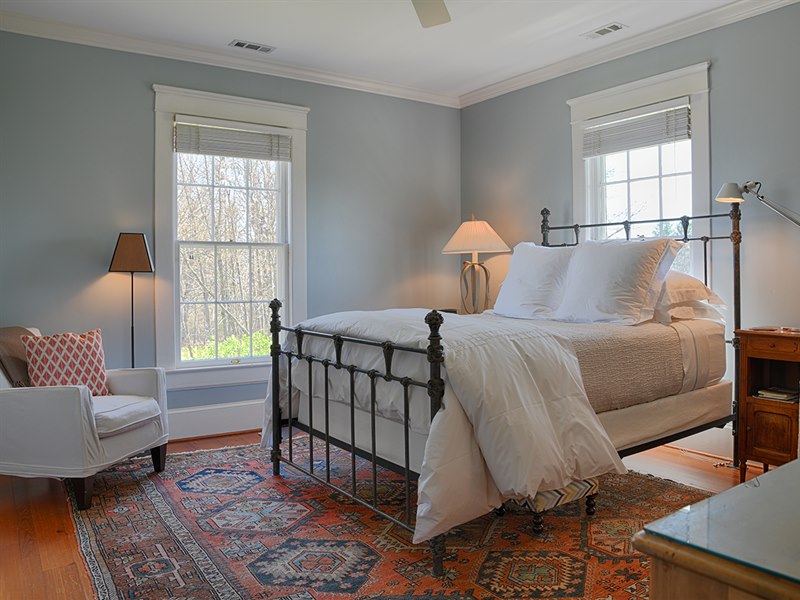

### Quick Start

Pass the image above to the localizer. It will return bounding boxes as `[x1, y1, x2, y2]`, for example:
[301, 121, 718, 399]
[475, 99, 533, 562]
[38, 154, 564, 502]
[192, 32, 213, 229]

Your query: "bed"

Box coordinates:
[261, 206, 742, 576]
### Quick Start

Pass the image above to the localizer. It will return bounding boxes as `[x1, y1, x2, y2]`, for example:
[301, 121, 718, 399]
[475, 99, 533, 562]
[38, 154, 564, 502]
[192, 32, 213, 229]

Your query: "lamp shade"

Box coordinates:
[715, 182, 745, 203]
[442, 220, 509, 255]
[109, 233, 154, 273]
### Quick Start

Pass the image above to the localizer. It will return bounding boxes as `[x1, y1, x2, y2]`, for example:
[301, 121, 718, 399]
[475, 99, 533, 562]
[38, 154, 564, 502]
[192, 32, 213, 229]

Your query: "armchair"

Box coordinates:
[0, 329, 169, 509]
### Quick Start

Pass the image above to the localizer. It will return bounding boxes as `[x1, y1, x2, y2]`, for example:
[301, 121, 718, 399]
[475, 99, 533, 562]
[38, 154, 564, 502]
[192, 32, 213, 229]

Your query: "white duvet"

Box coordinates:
[262, 309, 626, 543]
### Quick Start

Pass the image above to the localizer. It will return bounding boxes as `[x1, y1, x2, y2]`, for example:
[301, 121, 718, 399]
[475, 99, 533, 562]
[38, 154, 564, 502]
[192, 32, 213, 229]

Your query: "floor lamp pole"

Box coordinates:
[130, 271, 135, 368]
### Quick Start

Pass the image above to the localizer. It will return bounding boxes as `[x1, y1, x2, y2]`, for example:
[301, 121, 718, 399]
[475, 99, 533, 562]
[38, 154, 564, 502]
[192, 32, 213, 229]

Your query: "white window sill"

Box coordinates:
[165, 361, 271, 391]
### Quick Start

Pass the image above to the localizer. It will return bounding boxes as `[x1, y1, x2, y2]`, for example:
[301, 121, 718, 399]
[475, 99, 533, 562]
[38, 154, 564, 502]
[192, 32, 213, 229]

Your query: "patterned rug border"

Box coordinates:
[68, 443, 713, 599]
[66, 484, 110, 600]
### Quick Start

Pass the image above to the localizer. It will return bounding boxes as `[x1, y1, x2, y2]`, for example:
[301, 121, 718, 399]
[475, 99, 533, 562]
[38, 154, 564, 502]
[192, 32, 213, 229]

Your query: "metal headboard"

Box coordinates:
[539, 204, 743, 462]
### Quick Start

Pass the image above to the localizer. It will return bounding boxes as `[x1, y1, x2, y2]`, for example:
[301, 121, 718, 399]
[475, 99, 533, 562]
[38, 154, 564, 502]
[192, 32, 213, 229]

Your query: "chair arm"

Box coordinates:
[0, 385, 100, 476]
[106, 368, 167, 407]
[106, 368, 169, 435]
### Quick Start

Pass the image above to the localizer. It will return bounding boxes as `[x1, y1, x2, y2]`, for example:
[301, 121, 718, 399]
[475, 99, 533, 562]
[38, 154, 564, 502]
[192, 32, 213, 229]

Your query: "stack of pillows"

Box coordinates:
[493, 238, 724, 325]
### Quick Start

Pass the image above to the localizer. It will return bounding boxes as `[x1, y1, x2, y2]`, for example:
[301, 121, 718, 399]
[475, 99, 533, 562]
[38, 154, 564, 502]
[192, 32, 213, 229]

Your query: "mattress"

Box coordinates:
[284, 314, 726, 433]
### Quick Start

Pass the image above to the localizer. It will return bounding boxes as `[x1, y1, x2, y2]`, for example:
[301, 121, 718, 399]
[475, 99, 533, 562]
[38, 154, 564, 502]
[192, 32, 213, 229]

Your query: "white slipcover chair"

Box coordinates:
[0, 328, 169, 509]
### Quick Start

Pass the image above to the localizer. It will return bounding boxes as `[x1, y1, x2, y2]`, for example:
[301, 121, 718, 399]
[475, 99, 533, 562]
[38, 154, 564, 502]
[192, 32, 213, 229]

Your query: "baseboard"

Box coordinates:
[669, 423, 734, 460]
[168, 399, 263, 440]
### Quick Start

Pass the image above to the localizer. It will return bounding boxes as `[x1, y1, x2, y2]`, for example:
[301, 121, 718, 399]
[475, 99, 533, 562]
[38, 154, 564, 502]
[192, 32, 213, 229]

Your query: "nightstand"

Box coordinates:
[735, 328, 800, 483]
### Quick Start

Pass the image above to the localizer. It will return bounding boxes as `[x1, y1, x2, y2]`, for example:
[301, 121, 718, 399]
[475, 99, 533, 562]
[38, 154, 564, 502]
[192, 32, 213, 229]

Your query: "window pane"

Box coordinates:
[177, 185, 213, 241]
[662, 174, 692, 219]
[630, 178, 660, 237]
[604, 182, 628, 222]
[629, 146, 659, 179]
[217, 247, 250, 302]
[214, 156, 247, 188]
[249, 190, 280, 243]
[215, 188, 248, 242]
[661, 139, 692, 175]
[252, 302, 271, 356]
[249, 160, 280, 190]
[671, 244, 692, 274]
[218, 302, 251, 359]
[177, 153, 212, 185]
[180, 303, 215, 361]
[603, 152, 627, 182]
[252, 247, 281, 301]
[179, 245, 215, 302]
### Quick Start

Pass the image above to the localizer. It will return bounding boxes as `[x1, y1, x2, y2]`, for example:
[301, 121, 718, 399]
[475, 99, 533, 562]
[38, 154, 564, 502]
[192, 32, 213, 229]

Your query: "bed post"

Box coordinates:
[269, 299, 283, 477]
[425, 309, 446, 576]
[730, 204, 742, 466]
[540, 208, 551, 246]
[425, 310, 445, 419]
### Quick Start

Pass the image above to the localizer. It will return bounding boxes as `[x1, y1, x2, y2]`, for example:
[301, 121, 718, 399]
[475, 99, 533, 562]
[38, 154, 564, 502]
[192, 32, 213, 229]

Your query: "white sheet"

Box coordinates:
[292, 379, 732, 471]
[263, 309, 626, 543]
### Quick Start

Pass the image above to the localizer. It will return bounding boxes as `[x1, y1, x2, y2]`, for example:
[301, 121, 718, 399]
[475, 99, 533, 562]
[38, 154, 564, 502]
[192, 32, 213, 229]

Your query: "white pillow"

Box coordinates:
[493, 243, 574, 319]
[655, 270, 724, 308]
[554, 238, 683, 325]
[652, 271, 726, 324]
[654, 300, 725, 324]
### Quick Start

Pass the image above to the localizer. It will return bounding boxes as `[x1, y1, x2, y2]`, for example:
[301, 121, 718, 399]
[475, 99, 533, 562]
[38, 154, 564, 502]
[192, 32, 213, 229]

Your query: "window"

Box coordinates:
[154, 86, 308, 388]
[175, 119, 289, 365]
[569, 63, 709, 275]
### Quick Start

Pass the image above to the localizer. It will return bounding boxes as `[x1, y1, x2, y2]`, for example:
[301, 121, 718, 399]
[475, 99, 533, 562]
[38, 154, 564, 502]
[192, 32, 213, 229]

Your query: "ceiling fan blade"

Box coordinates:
[411, 0, 451, 28]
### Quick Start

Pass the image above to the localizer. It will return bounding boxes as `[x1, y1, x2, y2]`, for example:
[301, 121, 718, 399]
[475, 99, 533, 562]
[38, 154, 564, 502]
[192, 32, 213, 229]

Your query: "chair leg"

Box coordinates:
[71, 476, 95, 510]
[151, 443, 167, 472]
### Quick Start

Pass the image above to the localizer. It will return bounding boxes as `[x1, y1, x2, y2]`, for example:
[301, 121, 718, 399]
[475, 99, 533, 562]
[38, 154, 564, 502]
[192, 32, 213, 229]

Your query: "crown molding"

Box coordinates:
[459, 0, 799, 108]
[0, 11, 461, 108]
[1, 0, 797, 110]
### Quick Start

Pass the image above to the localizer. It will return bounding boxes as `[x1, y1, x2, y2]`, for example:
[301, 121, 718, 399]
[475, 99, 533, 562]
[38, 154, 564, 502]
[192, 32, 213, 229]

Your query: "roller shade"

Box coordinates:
[583, 104, 690, 159]
[174, 119, 291, 161]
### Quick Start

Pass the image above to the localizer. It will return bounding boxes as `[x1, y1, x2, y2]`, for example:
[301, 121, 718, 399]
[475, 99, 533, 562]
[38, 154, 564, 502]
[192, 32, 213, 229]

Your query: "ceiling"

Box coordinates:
[0, 0, 795, 107]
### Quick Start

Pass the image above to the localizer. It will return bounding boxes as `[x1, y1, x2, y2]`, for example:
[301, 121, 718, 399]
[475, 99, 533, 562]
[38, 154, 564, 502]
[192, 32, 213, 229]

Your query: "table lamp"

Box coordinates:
[442, 216, 509, 314]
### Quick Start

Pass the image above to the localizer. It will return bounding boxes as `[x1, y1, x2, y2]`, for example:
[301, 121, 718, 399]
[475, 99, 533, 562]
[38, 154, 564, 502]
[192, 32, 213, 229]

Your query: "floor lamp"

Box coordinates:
[109, 233, 154, 368]
[442, 216, 509, 314]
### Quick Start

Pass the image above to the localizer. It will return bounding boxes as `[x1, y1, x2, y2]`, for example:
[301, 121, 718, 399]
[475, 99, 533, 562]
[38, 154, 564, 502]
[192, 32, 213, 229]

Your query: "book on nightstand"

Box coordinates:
[755, 387, 800, 402]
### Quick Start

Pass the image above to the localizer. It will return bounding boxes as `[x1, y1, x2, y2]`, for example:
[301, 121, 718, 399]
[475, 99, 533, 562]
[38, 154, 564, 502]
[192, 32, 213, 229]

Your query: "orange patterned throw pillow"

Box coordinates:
[22, 329, 110, 396]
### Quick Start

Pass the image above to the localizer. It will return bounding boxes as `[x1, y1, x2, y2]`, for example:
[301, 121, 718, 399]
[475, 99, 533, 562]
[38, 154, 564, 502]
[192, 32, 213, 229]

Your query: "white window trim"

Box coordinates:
[153, 84, 308, 389]
[567, 62, 710, 275]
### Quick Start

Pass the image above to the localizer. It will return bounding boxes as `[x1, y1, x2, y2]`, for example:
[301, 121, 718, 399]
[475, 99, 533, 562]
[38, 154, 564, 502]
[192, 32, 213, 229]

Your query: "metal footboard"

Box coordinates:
[268, 300, 448, 575]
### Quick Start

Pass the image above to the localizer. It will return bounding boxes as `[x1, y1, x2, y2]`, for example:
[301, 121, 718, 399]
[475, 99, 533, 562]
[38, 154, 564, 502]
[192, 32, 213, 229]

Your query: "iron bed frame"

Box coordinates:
[268, 205, 742, 578]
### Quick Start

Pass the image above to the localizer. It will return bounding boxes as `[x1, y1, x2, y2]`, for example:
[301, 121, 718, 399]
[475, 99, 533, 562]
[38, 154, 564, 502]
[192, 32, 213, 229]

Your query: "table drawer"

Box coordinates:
[748, 336, 800, 355]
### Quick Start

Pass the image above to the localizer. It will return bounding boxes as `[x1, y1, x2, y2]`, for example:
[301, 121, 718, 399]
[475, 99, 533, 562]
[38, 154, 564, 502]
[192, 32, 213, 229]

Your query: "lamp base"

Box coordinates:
[460, 261, 491, 314]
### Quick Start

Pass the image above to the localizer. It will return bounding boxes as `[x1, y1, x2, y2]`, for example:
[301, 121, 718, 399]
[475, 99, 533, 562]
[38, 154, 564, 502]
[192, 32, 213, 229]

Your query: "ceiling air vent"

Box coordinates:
[581, 22, 627, 40]
[228, 39, 276, 54]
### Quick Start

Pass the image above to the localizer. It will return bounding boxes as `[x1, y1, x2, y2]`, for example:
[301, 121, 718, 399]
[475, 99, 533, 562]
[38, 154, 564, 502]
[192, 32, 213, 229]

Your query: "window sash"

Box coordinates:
[174, 149, 289, 366]
[586, 140, 692, 242]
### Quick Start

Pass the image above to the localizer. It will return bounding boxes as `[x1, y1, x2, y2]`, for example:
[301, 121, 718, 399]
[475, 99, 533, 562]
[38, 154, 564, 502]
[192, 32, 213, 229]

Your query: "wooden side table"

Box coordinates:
[735, 328, 800, 483]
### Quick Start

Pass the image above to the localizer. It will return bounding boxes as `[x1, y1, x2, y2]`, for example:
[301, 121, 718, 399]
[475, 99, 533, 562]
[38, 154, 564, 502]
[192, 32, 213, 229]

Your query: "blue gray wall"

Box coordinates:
[0, 32, 461, 408]
[462, 2, 800, 329]
[2, 2, 799, 411]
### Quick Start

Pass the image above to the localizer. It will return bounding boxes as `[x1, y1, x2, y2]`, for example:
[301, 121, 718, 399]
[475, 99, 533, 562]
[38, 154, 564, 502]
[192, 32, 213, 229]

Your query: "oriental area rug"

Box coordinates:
[69, 438, 710, 599]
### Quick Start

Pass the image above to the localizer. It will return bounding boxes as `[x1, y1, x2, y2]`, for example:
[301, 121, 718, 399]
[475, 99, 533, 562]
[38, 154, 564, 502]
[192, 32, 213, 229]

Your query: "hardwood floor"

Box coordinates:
[0, 433, 757, 599]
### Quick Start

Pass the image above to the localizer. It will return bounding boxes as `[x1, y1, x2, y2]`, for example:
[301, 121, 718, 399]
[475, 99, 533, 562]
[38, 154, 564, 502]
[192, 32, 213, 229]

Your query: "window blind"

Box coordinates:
[582, 105, 690, 159]
[174, 119, 292, 161]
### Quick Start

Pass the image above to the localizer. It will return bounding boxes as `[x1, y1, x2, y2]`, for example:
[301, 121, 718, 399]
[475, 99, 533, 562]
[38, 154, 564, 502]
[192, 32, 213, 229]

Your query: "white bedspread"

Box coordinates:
[262, 309, 626, 542]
